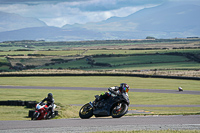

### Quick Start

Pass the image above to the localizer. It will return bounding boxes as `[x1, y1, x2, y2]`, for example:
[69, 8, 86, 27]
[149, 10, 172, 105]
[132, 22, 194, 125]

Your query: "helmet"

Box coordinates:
[47, 93, 53, 99]
[120, 83, 130, 93]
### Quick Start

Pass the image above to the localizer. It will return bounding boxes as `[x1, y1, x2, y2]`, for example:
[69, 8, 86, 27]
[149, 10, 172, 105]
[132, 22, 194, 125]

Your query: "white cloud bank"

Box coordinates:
[2, 0, 198, 27]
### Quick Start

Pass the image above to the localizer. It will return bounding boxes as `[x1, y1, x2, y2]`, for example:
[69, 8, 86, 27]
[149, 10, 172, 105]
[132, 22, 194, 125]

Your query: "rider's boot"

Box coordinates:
[93, 95, 100, 107]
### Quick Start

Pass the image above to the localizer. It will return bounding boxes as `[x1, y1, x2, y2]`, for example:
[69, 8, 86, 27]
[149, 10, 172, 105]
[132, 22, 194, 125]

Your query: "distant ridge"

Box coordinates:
[0, 2, 199, 42]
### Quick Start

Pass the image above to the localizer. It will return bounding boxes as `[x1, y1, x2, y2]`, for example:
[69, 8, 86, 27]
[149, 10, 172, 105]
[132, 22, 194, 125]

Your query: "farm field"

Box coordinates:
[1, 38, 200, 51]
[0, 39, 200, 77]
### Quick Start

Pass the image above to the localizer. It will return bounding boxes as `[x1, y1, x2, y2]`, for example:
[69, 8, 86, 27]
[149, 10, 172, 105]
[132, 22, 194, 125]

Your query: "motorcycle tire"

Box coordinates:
[31, 112, 38, 120]
[79, 103, 93, 119]
[111, 102, 128, 118]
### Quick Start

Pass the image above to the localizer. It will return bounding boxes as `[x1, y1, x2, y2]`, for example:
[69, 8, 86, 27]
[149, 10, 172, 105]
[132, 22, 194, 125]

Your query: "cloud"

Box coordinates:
[44, 5, 158, 27]
[78, 0, 164, 11]
[0, 0, 164, 27]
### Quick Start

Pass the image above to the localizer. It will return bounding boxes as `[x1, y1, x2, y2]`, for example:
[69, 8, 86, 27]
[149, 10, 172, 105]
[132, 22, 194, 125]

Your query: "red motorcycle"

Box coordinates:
[31, 103, 52, 120]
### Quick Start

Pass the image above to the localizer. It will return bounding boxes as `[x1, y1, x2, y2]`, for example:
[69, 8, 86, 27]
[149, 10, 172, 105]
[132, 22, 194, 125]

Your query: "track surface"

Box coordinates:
[0, 115, 200, 132]
[0, 85, 200, 132]
[1, 85, 200, 95]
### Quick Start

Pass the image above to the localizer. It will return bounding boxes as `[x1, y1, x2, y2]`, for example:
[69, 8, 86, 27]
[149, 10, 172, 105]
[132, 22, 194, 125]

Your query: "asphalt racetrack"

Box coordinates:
[1, 85, 200, 95]
[0, 116, 200, 132]
[0, 86, 200, 132]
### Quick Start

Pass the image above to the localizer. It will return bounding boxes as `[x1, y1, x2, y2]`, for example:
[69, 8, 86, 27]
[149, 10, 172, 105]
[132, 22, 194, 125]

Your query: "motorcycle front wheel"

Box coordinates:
[79, 103, 93, 119]
[111, 102, 128, 118]
[31, 112, 39, 120]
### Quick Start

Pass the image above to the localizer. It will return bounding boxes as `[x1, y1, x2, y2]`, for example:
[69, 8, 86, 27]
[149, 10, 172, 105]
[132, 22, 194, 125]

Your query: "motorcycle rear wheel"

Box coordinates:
[79, 103, 93, 119]
[111, 102, 128, 118]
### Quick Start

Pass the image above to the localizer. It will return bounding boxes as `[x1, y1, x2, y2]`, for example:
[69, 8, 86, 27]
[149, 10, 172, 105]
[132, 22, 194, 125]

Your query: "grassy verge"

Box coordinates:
[0, 106, 30, 120]
[0, 76, 199, 91]
[0, 88, 200, 120]
[1, 89, 199, 106]
[90, 131, 200, 133]
[128, 107, 200, 115]
[0, 89, 101, 120]
[0, 76, 199, 120]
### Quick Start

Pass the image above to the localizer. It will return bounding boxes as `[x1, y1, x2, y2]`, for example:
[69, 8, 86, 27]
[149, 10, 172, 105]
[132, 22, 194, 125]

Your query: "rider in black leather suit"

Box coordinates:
[95, 83, 130, 106]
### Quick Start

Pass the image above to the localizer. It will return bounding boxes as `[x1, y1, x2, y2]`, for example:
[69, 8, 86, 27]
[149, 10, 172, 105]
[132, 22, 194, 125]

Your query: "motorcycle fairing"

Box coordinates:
[93, 94, 129, 116]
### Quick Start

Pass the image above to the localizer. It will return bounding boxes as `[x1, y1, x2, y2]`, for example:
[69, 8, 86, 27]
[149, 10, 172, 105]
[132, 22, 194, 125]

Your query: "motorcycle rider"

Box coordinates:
[94, 83, 130, 107]
[39, 93, 55, 118]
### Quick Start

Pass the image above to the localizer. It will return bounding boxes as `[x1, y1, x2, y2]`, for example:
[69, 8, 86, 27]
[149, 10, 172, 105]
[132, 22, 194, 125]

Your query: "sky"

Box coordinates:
[0, 0, 199, 27]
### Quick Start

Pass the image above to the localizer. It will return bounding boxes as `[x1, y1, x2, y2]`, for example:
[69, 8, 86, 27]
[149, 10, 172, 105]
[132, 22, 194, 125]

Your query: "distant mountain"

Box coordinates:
[127, 3, 200, 38]
[63, 3, 200, 39]
[0, 26, 104, 42]
[0, 11, 47, 32]
[0, 2, 200, 42]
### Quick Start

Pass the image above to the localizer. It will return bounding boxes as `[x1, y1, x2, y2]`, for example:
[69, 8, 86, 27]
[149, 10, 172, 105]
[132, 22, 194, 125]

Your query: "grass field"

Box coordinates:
[0, 76, 200, 90]
[0, 88, 200, 120]
[93, 55, 190, 65]
[1, 49, 200, 56]
[83, 49, 200, 56]
[0, 76, 200, 120]
[36, 53, 199, 70]
[85, 61, 200, 71]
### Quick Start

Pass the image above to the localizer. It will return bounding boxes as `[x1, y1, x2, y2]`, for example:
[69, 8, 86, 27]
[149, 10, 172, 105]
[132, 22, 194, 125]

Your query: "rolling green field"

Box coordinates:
[0, 49, 200, 56]
[1, 38, 200, 51]
[18, 49, 199, 71]
[0, 48, 199, 73]
[83, 49, 200, 56]
[0, 38, 200, 74]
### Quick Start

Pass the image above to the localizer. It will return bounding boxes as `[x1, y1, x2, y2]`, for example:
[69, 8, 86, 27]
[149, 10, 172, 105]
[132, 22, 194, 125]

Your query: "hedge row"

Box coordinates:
[0, 73, 199, 80]
[0, 100, 37, 108]
[0, 100, 58, 118]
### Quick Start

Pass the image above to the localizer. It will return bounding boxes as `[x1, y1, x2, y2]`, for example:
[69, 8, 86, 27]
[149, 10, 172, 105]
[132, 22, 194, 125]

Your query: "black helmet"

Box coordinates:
[120, 83, 130, 93]
[47, 93, 53, 99]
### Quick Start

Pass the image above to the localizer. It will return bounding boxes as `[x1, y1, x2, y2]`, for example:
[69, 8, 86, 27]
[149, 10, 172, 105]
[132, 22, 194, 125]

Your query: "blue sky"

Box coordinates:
[0, 0, 199, 27]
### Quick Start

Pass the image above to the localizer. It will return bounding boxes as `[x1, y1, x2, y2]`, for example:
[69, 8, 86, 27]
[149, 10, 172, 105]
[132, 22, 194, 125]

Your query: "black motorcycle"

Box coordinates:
[79, 93, 129, 119]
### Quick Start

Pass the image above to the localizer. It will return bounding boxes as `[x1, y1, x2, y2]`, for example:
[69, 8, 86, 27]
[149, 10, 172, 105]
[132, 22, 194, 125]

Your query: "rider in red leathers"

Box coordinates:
[39, 93, 55, 118]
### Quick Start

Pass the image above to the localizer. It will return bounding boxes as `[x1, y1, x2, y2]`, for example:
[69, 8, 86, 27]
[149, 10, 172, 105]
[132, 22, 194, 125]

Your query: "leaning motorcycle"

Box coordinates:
[79, 93, 129, 119]
[31, 103, 56, 120]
